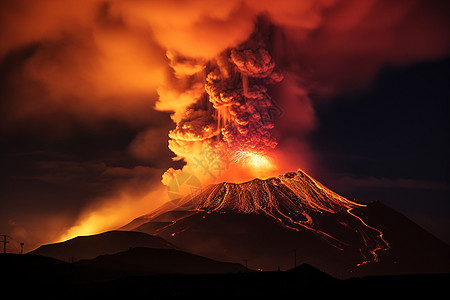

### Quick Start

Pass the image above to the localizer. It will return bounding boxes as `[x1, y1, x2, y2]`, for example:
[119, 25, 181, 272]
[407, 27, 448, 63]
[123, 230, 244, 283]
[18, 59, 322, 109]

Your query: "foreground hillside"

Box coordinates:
[1, 253, 448, 298]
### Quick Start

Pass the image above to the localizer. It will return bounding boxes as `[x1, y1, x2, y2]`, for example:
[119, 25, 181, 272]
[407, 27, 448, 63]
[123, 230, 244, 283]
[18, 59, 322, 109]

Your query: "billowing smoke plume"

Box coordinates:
[157, 22, 284, 184]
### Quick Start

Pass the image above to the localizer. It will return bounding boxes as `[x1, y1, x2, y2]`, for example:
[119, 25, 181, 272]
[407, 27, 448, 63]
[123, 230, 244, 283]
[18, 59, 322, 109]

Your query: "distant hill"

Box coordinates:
[2, 246, 247, 284]
[75, 247, 247, 281]
[28, 230, 175, 262]
[287, 263, 336, 281]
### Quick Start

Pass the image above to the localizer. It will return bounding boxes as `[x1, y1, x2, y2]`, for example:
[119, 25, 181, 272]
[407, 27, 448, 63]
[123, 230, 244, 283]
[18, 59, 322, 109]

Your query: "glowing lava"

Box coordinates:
[234, 151, 274, 169]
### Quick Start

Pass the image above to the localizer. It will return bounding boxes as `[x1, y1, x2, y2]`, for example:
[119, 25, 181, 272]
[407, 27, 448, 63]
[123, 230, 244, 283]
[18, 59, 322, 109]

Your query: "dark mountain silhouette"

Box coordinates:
[2, 253, 448, 298]
[127, 169, 450, 278]
[74, 247, 247, 281]
[2, 247, 246, 284]
[288, 263, 335, 280]
[28, 230, 175, 262]
[0, 253, 72, 286]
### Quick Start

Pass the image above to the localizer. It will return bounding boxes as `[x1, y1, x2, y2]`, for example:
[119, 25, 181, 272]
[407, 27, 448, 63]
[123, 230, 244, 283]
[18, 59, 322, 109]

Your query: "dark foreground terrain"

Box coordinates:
[1, 252, 448, 299]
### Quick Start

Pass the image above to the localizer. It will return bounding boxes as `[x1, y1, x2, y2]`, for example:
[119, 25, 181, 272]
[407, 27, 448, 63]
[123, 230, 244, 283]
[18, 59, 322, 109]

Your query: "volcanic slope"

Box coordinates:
[128, 170, 450, 278]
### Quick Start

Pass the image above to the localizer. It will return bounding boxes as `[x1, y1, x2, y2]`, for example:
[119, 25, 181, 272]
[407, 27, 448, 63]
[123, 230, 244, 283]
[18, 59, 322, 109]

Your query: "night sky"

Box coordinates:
[311, 58, 450, 243]
[0, 0, 449, 251]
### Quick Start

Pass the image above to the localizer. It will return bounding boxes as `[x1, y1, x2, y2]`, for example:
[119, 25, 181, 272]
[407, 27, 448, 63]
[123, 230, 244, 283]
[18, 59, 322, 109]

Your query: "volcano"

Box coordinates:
[124, 170, 450, 278]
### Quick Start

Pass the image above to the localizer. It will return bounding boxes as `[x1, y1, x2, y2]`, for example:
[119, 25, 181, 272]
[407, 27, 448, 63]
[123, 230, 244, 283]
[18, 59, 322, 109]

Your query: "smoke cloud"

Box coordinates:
[157, 21, 286, 184]
[2, 0, 448, 135]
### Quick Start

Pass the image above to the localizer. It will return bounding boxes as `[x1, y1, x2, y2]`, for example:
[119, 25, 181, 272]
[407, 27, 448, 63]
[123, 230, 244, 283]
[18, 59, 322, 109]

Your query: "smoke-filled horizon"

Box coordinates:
[1, 0, 449, 250]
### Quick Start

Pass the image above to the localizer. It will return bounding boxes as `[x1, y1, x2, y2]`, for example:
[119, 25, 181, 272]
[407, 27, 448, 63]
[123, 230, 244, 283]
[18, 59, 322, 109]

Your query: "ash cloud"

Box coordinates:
[157, 23, 286, 184]
[2, 0, 448, 136]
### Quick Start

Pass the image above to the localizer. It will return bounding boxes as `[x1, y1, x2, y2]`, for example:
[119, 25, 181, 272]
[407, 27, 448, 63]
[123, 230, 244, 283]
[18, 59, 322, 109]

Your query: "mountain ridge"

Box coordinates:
[29, 230, 175, 262]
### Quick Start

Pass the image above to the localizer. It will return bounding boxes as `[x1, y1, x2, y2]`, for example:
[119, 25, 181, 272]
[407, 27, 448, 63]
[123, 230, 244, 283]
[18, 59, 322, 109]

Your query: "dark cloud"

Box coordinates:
[273, 0, 450, 96]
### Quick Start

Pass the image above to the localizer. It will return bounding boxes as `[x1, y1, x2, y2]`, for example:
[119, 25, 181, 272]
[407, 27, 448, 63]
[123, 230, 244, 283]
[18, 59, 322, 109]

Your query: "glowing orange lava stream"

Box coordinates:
[346, 207, 391, 265]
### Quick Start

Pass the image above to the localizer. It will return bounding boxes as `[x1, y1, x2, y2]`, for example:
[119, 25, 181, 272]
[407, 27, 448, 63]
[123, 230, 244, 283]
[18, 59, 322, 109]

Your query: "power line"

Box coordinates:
[0, 235, 9, 253]
[0, 235, 25, 254]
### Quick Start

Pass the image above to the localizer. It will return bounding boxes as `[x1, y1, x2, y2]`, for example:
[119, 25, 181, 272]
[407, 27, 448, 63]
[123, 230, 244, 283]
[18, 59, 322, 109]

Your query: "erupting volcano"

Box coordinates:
[2, 2, 449, 293]
[124, 169, 449, 278]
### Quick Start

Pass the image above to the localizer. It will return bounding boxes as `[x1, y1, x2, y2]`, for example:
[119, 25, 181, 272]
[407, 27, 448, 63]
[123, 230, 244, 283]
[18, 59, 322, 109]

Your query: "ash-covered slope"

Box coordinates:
[128, 170, 450, 278]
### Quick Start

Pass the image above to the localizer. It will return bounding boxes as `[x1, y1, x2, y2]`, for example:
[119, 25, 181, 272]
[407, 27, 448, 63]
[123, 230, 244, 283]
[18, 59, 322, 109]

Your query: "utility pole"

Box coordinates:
[294, 248, 297, 268]
[244, 259, 248, 272]
[0, 235, 8, 253]
[20, 243, 24, 254]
